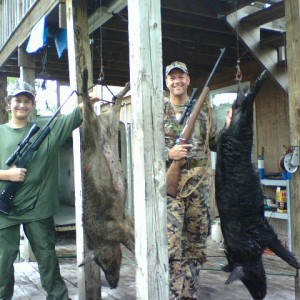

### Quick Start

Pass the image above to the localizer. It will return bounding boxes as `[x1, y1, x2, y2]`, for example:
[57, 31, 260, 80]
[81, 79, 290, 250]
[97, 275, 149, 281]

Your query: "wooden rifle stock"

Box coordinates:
[166, 87, 210, 197]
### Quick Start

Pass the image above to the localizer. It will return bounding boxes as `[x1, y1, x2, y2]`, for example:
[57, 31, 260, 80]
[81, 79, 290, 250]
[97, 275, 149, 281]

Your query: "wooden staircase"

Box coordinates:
[226, 1, 287, 91]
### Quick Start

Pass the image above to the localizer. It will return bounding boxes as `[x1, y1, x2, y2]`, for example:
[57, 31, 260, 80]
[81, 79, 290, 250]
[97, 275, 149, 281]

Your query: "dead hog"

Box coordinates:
[215, 70, 300, 300]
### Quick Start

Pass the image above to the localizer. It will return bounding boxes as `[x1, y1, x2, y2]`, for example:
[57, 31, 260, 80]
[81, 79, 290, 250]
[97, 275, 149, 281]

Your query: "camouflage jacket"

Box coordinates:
[164, 97, 218, 164]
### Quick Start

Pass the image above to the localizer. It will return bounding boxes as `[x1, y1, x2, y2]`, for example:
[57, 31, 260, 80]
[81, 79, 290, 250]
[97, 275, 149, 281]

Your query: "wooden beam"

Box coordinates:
[285, 0, 300, 299]
[88, 0, 127, 34]
[161, 9, 231, 34]
[0, 0, 58, 68]
[128, 0, 168, 299]
[66, 0, 100, 299]
[161, 0, 254, 17]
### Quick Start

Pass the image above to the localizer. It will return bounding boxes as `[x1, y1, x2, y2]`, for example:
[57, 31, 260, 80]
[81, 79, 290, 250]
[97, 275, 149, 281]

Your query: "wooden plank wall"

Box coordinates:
[254, 78, 290, 173]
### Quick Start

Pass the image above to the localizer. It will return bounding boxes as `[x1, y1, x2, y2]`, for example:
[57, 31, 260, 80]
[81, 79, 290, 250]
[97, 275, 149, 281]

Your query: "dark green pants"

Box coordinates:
[0, 217, 68, 300]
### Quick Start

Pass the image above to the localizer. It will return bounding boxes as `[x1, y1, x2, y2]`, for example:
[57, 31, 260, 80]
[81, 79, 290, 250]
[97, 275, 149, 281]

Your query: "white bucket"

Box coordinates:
[211, 218, 223, 243]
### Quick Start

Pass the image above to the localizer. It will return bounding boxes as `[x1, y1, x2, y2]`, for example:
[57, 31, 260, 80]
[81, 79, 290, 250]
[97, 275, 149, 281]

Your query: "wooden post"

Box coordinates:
[18, 47, 37, 121]
[65, 1, 101, 299]
[18, 47, 37, 262]
[0, 73, 8, 124]
[128, 1, 169, 299]
[18, 47, 35, 83]
[285, 0, 300, 299]
[59, 0, 66, 29]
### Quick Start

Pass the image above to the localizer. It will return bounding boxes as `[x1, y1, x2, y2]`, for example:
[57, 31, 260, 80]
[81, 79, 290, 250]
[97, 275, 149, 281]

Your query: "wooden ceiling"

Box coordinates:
[1, 0, 285, 87]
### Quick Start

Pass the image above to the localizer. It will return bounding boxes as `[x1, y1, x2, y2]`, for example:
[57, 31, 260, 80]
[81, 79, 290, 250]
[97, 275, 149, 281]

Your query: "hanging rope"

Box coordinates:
[234, 1, 243, 83]
[87, 0, 120, 104]
[235, 59, 243, 82]
[98, 0, 104, 84]
[37, 47, 50, 90]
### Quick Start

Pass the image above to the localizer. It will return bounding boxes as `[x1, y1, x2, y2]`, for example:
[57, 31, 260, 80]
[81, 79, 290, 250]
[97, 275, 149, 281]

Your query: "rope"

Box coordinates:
[37, 48, 50, 90]
[234, 1, 243, 83]
[98, 0, 104, 84]
[178, 168, 211, 198]
[235, 60, 243, 82]
[178, 99, 213, 198]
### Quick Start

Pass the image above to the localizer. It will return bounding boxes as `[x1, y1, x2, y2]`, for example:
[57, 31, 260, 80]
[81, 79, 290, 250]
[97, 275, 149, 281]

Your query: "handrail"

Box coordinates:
[0, 0, 38, 50]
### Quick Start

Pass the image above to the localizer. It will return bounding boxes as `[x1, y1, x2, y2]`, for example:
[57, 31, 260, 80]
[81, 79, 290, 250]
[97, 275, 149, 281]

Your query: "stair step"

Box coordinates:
[260, 29, 286, 48]
[240, 1, 284, 26]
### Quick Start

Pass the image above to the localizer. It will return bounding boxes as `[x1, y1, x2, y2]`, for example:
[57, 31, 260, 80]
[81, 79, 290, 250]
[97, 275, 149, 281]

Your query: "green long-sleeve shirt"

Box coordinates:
[0, 106, 82, 229]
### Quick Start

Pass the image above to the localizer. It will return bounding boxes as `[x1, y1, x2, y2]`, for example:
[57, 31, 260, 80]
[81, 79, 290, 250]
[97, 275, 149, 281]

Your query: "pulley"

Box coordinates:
[278, 146, 299, 173]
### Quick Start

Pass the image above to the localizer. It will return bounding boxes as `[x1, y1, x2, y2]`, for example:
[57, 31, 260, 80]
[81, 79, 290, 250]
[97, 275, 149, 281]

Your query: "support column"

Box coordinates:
[0, 73, 8, 124]
[66, 1, 100, 299]
[285, 1, 300, 299]
[128, 0, 168, 299]
[18, 47, 36, 262]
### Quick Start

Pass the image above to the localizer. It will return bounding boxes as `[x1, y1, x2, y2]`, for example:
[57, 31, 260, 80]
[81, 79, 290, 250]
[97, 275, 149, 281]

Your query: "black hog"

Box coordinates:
[215, 70, 300, 300]
[79, 67, 134, 289]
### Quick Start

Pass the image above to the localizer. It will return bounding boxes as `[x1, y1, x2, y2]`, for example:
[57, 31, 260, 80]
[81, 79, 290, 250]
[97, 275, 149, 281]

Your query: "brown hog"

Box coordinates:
[78, 67, 134, 289]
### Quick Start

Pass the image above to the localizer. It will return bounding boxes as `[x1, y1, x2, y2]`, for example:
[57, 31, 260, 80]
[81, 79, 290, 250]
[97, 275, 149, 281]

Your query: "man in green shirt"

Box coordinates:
[0, 82, 97, 299]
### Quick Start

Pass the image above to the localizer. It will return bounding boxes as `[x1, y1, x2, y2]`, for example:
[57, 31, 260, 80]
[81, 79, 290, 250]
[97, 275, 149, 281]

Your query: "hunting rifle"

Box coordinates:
[166, 48, 226, 197]
[0, 90, 79, 215]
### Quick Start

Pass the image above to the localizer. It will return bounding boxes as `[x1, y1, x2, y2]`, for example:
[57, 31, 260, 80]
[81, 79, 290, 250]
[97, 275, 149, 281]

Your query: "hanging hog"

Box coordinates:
[79, 67, 134, 289]
[215, 70, 300, 300]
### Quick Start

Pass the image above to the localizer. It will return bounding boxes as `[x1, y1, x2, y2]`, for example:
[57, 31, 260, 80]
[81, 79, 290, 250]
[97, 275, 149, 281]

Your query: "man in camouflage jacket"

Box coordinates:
[164, 61, 218, 299]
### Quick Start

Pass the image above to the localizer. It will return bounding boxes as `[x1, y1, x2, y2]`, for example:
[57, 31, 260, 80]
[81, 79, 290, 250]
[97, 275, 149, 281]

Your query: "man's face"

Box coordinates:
[166, 69, 190, 97]
[10, 94, 34, 120]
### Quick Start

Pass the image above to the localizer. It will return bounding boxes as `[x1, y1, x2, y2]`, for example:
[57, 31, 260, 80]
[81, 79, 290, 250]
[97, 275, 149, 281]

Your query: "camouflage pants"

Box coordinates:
[167, 167, 212, 299]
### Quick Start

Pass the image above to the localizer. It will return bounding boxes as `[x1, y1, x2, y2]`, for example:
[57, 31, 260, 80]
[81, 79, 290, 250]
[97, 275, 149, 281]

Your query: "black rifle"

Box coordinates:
[0, 90, 78, 215]
[178, 47, 226, 125]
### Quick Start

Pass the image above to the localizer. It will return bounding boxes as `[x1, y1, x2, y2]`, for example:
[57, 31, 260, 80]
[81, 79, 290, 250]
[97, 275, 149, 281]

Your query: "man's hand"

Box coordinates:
[226, 108, 232, 128]
[89, 95, 101, 106]
[79, 94, 101, 111]
[169, 144, 193, 161]
[7, 167, 27, 182]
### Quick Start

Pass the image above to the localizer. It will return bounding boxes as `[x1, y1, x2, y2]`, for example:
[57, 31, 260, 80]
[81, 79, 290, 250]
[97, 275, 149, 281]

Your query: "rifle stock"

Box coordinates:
[166, 87, 210, 197]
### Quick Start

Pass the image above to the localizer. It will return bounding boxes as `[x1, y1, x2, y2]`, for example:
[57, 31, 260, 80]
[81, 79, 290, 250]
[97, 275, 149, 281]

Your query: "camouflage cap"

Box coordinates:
[165, 61, 189, 77]
[10, 81, 36, 99]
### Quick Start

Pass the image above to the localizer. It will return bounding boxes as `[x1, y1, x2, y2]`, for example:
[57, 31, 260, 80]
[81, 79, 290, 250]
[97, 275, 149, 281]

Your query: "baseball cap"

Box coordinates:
[165, 61, 189, 77]
[10, 81, 36, 99]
